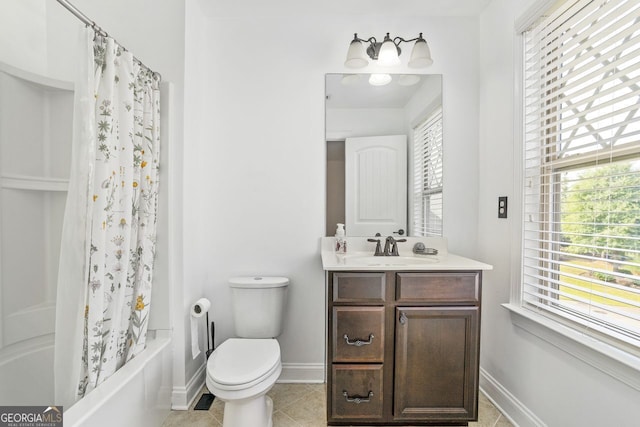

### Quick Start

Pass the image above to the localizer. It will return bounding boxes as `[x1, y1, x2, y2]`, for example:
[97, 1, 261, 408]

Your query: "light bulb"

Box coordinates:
[369, 73, 392, 86]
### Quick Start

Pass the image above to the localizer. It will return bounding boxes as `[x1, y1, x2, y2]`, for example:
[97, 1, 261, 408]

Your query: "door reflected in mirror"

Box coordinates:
[325, 73, 443, 237]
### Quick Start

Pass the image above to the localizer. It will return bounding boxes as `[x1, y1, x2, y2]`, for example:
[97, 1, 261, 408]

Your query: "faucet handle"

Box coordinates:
[367, 238, 383, 256]
[390, 238, 407, 256]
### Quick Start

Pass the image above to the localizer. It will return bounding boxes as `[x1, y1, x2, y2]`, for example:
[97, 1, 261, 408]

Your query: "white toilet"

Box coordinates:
[206, 276, 289, 427]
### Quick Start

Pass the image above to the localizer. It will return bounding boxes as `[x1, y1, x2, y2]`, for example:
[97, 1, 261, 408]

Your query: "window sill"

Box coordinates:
[502, 303, 640, 391]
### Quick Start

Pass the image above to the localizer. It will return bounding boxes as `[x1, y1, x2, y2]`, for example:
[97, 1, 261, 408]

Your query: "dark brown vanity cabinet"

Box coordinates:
[327, 271, 481, 426]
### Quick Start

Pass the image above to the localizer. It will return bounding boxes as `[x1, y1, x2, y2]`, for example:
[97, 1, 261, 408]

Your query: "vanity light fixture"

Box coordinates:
[344, 32, 433, 69]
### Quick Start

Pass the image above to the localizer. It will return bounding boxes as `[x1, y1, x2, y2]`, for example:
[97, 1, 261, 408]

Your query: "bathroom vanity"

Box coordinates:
[321, 237, 492, 426]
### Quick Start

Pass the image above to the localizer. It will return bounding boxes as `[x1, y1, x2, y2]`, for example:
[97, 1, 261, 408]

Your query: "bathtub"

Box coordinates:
[63, 331, 172, 427]
[0, 334, 55, 405]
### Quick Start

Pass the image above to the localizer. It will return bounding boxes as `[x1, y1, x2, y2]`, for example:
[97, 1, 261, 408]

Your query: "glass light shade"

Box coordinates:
[341, 74, 361, 85]
[397, 74, 420, 86]
[377, 40, 401, 66]
[369, 73, 392, 86]
[345, 40, 369, 68]
[408, 39, 433, 68]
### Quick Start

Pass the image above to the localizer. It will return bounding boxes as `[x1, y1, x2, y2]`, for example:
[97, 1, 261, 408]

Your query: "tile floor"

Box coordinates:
[161, 383, 514, 427]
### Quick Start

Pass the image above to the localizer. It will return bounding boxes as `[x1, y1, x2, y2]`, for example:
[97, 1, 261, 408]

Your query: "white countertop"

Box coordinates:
[320, 237, 493, 271]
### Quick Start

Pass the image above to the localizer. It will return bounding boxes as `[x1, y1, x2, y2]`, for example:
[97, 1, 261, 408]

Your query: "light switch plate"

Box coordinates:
[498, 196, 508, 218]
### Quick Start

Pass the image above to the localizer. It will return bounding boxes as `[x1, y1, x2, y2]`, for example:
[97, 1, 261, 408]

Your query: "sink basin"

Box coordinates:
[345, 255, 439, 266]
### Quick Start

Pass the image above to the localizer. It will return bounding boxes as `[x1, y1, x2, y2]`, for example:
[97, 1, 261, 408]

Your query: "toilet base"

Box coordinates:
[221, 394, 274, 427]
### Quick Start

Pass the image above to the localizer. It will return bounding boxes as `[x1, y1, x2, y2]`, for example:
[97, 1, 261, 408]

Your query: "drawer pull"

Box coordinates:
[399, 312, 407, 325]
[343, 333, 374, 346]
[342, 390, 374, 404]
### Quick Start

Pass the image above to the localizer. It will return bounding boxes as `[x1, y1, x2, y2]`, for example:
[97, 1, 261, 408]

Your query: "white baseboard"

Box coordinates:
[278, 363, 325, 383]
[479, 367, 546, 427]
[171, 363, 206, 410]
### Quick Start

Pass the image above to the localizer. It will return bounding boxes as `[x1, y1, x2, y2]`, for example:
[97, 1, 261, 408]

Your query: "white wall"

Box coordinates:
[0, 0, 47, 74]
[478, 0, 640, 425]
[190, 7, 480, 381]
[176, 0, 209, 405]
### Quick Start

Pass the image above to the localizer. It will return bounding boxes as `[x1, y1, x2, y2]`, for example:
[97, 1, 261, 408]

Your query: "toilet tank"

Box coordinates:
[229, 276, 289, 338]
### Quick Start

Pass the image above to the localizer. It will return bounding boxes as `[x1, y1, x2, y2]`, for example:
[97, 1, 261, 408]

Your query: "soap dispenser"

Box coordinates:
[335, 223, 347, 254]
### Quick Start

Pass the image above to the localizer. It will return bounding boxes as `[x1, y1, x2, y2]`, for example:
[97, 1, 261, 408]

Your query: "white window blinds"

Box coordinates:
[522, 0, 640, 346]
[412, 108, 443, 237]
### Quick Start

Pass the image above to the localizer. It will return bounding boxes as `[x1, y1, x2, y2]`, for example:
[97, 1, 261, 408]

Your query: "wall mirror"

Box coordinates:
[325, 73, 443, 237]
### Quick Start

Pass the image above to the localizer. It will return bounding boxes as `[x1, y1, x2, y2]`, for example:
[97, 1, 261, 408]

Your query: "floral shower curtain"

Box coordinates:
[55, 27, 160, 408]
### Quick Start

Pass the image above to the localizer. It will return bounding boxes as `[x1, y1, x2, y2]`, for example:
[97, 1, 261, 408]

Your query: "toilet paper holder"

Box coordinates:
[207, 317, 215, 358]
[192, 298, 215, 359]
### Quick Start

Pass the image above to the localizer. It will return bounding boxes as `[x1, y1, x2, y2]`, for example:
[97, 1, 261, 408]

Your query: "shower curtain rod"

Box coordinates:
[55, 0, 161, 80]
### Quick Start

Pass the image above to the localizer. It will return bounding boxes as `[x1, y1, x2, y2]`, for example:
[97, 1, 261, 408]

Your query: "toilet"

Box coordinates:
[206, 276, 289, 427]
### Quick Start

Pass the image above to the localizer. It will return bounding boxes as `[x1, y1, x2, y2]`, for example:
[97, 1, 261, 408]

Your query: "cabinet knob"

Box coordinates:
[342, 390, 374, 404]
[343, 333, 374, 346]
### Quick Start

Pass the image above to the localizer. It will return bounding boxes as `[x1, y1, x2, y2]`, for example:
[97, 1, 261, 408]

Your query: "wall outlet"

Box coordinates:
[498, 196, 508, 218]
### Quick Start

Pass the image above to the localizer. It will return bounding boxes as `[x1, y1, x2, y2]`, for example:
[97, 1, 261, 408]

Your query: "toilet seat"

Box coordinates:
[207, 338, 281, 391]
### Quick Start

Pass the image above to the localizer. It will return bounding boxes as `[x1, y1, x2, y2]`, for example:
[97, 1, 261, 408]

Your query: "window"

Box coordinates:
[522, 0, 640, 348]
[412, 107, 443, 237]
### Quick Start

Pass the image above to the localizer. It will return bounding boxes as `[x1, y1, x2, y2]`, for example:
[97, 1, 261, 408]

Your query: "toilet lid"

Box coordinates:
[229, 276, 289, 288]
[208, 338, 280, 386]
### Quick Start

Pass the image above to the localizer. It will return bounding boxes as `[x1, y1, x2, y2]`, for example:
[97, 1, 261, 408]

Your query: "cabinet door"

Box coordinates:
[394, 306, 479, 421]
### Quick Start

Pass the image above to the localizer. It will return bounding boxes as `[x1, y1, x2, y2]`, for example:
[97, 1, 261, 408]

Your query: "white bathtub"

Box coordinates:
[0, 334, 55, 405]
[64, 331, 172, 427]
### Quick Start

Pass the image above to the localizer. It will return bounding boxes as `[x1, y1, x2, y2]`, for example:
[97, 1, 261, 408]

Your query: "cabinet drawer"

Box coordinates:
[396, 272, 480, 304]
[332, 307, 384, 362]
[332, 272, 386, 303]
[331, 364, 383, 420]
